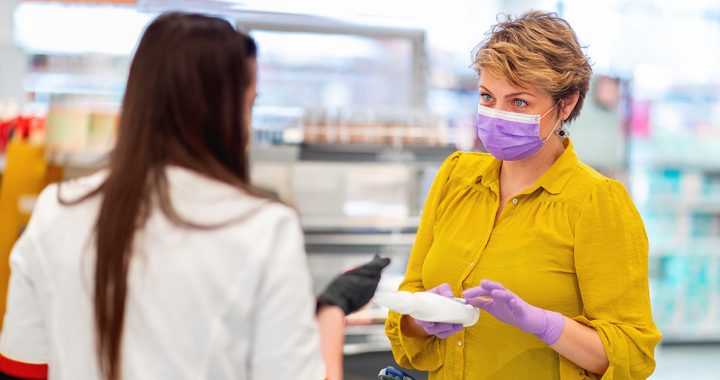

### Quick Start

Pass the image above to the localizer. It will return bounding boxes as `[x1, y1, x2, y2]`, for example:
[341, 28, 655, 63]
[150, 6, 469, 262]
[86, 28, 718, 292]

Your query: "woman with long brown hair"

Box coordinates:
[0, 12, 384, 380]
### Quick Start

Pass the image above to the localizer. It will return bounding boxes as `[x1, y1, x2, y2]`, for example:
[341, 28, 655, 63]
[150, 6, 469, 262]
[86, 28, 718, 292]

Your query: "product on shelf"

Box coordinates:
[259, 107, 452, 148]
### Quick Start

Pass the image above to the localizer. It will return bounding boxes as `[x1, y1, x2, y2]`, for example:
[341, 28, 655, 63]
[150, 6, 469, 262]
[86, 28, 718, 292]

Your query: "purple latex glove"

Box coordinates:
[414, 283, 464, 339]
[462, 280, 566, 345]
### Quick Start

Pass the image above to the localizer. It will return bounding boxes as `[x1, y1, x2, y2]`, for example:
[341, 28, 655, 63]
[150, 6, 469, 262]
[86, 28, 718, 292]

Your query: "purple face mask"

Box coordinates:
[476, 103, 560, 161]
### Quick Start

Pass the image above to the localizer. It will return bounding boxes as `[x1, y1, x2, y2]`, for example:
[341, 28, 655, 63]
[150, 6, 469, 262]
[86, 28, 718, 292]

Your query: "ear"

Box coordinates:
[560, 91, 580, 121]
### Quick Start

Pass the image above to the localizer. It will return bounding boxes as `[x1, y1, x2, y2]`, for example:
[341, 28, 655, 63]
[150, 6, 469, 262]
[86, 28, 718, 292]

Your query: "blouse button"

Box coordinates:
[457, 340, 463, 346]
[512, 198, 519, 205]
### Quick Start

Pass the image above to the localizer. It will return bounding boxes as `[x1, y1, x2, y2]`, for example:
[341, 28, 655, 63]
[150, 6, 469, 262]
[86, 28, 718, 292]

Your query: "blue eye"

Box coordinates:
[513, 99, 528, 107]
[480, 93, 494, 103]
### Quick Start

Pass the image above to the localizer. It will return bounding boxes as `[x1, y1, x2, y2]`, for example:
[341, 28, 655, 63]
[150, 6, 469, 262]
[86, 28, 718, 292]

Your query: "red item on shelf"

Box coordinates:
[0, 118, 17, 153]
[0, 116, 46, 153]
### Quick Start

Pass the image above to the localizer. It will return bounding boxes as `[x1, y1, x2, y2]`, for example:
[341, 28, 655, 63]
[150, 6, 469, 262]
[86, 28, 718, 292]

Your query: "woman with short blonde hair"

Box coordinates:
[386, 11, 660, 379]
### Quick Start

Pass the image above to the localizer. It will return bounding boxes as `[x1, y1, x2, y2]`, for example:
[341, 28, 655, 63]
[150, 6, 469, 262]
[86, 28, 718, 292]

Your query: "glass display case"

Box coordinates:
[241, 14, 458, 354]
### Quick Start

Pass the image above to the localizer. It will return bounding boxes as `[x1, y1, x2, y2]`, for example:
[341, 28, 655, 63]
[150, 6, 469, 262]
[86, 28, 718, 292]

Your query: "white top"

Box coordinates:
[0, 167, 325, 380]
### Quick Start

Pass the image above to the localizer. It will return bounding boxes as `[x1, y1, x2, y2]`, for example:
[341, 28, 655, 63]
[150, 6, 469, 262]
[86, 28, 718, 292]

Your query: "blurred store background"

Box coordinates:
[1, 0, 719, 378]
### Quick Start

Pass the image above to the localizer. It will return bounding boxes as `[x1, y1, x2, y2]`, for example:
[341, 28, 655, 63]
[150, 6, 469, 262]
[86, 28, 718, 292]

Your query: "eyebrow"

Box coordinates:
[480, 86, 536, 98]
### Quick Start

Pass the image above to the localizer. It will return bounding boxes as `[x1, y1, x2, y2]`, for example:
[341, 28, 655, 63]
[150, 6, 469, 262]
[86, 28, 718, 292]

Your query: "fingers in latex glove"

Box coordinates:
[426, 283, 454, 297]
[479, 279, 505, 291]
[462, 279, 505, 297]
[462, 279, 565, 345]
[317, 254, 391, 315]
[415, 319, 464, 339]
[463, 280, 530, 323]
[414, 283, 465, 338]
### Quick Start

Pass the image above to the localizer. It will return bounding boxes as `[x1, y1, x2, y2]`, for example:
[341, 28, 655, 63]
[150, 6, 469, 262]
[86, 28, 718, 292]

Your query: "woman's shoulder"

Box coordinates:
[441, 150, 495, 179]
[565, 161, 633, 205]
[444, 150, 494, 164]
[243, 200, 300, 230]
[17, 172, 107, 252]
[572, 161, 626, 189]
[33, 170, 107, 217]
[45, 169, 107, 195]
[163, 166, 298, 227]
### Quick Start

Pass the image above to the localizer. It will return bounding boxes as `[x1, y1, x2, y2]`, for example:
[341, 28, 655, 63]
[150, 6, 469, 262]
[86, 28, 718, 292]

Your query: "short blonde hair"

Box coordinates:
[473, 11, 592, 123]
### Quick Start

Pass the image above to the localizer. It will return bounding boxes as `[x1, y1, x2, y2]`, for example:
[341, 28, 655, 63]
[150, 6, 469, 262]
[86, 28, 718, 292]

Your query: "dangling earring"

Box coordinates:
[555, 122, 569, 140]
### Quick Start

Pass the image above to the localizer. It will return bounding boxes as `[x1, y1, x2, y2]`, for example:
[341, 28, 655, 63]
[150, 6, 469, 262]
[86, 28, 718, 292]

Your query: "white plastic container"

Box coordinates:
[373, 291, 480, 327]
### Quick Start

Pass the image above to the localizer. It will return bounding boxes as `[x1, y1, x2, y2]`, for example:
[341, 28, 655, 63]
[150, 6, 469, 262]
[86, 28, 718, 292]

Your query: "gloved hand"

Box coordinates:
[414, 283, 464, 339]
[462, 280, 566, 345]
[317, 254, 391, 315]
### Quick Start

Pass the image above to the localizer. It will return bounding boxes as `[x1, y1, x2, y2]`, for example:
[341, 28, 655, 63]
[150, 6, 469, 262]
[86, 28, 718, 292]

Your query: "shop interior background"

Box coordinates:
[1, 0, 719, 379]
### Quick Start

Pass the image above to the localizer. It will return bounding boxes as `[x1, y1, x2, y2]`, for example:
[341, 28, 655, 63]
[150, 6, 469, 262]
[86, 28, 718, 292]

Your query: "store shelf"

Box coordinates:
[645, 195, 720, 213]
[650, 238, 720, 257]
[344, 323, 388, 335]
[301, 216, 419, 232]
[249, 144, 300, 163]
[305, 232, 416, 246]
[48, 149, 110, 168]
[650, 252, 720, 258]
[24, 72, 125, 97]
[660, 332, 720, 344]
[637, 160, 720, 172]
[344, 341, 391, 356]
[299, 143, 455, 163]
[343, 323, 391, 355]
[251, 143, 455, 164]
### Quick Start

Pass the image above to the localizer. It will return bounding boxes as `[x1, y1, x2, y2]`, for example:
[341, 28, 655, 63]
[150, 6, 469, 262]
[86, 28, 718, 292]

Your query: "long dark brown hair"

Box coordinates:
[63, 13, 259, 380]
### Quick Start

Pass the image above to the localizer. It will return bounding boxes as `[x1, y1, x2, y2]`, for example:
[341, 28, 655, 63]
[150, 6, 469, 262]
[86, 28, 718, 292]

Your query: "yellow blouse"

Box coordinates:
[385, 140, 661, 380]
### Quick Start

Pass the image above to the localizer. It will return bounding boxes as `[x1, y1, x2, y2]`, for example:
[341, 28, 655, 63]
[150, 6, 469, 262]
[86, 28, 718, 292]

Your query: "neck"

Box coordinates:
[500, 137, 565, 191]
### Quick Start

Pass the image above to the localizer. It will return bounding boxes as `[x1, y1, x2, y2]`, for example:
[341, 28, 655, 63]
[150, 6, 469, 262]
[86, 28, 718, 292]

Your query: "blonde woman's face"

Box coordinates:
[478, 70, 561, 141]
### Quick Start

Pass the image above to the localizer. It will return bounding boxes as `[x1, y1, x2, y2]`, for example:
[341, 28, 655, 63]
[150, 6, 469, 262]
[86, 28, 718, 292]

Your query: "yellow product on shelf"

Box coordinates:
[0, 138, 51, 329]
[45, 106, 90, 152]
[87, 111, 118, 150]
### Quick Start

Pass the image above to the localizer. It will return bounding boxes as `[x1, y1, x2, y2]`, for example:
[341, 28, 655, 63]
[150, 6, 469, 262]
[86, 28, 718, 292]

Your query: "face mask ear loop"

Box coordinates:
[541, 100, 565, 142]
[540, 100, 562, 120]
[542, 119, 563, 142]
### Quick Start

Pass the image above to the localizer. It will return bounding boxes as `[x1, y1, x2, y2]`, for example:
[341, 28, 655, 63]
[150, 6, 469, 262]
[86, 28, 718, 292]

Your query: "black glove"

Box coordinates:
[317, 254, 391, 315]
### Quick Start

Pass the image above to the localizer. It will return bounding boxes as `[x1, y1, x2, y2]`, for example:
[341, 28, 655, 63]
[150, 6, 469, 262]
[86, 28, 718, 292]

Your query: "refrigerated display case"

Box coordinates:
[240, 15, 460, 355]
[250, 141, 454, 355]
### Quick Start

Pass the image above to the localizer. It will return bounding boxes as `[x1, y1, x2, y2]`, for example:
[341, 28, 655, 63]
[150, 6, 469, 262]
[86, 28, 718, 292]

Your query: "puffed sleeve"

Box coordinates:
[573, 179, 662, 379]
[385, 152, 461, 371]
